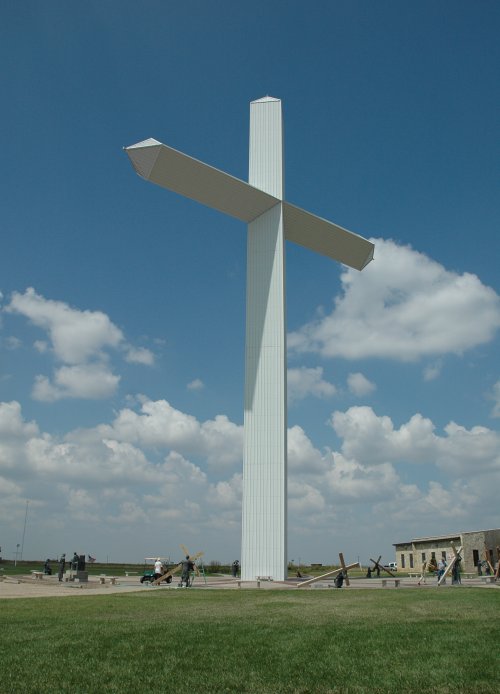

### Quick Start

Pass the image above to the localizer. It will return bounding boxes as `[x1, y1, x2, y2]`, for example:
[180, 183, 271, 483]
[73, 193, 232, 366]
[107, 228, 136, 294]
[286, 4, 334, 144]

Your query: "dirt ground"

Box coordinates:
[0, 573, 497, 599]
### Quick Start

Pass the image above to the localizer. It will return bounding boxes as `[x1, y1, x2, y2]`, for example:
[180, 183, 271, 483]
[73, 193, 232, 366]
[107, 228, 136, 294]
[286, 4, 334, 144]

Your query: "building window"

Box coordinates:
[442, 551, 447, 560]
[473, 549, 480, 566]
[431, 551, 436, 559]
[421, 552, 426, 562]
[409, 553, 414, 568]
[400, 554, 405, 569]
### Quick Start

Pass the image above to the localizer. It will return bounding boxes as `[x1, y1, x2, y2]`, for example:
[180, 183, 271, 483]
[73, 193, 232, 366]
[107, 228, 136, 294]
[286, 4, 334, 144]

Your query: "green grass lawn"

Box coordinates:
[1, 588, 498, 693]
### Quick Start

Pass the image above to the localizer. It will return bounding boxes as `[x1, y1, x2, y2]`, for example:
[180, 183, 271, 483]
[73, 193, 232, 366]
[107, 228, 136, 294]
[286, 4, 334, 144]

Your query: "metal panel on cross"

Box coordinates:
[125, 97, 374, 582]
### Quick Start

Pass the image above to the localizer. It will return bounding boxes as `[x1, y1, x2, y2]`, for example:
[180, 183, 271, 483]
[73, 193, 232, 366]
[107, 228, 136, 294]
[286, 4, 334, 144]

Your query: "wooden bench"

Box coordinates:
[31, 571, 44, 580]
[99, 575, 118, 585]
[382, 578, 401, 588]
[237, 580, 261, 588]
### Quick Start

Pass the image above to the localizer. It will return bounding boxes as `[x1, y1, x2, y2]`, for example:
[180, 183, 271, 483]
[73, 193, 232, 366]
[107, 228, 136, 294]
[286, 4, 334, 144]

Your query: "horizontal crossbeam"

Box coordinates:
[296, 562, 360, 588]
[283, 203, 373, 271]
[125, 139, 374, 272]
[125, 139, 279, 222]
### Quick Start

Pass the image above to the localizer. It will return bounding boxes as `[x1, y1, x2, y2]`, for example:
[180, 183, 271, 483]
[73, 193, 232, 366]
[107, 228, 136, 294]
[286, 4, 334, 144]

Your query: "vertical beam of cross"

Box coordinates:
[124, 97, 374, 584]
[242, 98, 287, 581]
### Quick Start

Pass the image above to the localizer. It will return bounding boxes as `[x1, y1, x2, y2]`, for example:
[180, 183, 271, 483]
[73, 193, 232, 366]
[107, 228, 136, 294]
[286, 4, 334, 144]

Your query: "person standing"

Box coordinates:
[180, 555, 195, 588]
[58, 554, 66, 582]
[232, 560, 240, 578]
[417, 561, 427, 586]
[153, 558, 163, 582]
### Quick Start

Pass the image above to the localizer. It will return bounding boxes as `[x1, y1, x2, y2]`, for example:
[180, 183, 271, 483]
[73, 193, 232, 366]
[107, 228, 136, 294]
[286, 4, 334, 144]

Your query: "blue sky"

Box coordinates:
[1, 1, 499, 567]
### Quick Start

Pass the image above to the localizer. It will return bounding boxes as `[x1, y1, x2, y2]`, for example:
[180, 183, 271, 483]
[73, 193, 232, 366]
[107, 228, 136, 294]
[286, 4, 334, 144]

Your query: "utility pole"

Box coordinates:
[20, 500, 30, 560]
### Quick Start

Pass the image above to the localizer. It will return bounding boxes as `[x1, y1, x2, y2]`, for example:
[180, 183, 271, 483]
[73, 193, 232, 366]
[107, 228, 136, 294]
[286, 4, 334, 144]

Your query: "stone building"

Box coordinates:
[393, 528, 500, 574]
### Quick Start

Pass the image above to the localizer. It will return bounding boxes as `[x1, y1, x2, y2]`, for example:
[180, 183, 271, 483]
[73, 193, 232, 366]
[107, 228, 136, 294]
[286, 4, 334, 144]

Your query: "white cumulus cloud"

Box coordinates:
[7, 288, 123, 364]
[32, 365, 120, 401]
[347, 372, 376, 396]
[287, 366, 336, 404]
[125, 346, 155, 366]
[187, 378, 205, 391]
[288, 239, 500, 361]
[423, 361, 443, 381]
[1, 397, 499, 561]
[329, 405, 500, 477]
[490, 380, 500, 418]
[5, 288, 154, 401]
[98, 398, 243, 472]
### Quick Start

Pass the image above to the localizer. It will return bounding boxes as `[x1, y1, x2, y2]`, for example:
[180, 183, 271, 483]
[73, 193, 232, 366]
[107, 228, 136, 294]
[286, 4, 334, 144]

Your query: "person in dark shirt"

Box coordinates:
[58, 554, 66, 582]
[180, 556, 195, 587]
[334, 571, 345, 588]
[452, 557, 462, 584]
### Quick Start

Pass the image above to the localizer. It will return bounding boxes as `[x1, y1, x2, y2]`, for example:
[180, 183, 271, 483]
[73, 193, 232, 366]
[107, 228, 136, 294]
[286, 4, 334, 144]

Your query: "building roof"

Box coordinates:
[393, 528, 500, 546]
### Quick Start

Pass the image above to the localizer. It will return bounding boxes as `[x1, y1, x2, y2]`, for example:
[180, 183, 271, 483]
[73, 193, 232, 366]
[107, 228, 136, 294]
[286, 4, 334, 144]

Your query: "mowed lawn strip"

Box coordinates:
[1, 589, 499, 693]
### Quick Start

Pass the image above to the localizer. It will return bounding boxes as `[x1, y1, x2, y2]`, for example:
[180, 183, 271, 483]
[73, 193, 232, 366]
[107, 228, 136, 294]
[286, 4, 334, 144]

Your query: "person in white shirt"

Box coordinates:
[154, 558, 163, 581]
[437, 557, 447, 582]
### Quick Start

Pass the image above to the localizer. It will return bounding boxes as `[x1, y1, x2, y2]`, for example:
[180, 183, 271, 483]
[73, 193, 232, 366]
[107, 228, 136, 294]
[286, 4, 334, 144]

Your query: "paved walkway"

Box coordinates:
[0, 573, 497, 599]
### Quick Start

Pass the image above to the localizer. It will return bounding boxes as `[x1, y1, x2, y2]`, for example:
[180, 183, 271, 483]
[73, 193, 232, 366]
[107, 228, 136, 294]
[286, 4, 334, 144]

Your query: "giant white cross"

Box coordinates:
[125, 96, 374, 581]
